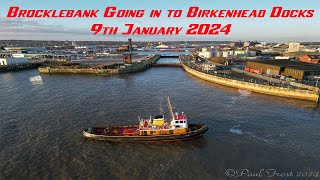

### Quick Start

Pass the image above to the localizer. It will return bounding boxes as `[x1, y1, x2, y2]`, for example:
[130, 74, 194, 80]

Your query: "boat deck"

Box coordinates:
[83, 124, 208, 142]
[91, 126, 139, 136]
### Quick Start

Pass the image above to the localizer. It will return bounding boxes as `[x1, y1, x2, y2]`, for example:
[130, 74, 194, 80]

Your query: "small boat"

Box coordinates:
[83, 97, 208, 142]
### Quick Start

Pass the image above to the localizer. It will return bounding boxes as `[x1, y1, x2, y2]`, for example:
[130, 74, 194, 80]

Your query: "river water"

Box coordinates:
[1, 57, 320, 179]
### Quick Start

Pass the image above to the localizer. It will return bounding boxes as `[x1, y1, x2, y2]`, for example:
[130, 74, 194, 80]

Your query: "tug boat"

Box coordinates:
[83, 97, 208, 142]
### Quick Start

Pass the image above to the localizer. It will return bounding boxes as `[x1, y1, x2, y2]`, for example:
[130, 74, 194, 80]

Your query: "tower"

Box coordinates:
[123, 38, 133, 64]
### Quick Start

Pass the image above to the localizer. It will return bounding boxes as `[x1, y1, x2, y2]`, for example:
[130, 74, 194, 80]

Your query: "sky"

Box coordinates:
[0, 0, 319, 41]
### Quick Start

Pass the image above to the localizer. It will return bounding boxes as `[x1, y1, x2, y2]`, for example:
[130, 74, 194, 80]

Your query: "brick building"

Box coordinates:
[299, 55, 320, 64]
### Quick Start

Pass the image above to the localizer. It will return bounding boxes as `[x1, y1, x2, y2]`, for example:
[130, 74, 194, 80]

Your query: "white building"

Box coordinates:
[5, 58, 29, 65]
[201, 48, 208, 52]
[275, 56, 290, 60]
[222, 51, 230, 58]
[288, 42, 300, 52]
[234, 50, 246, 56]
[0, 58, 7, 65]
[198, 47, 214, 58]
[12, 54, 25, 58]
[155, 44, 169, 49]
[198, 52, 212, 58]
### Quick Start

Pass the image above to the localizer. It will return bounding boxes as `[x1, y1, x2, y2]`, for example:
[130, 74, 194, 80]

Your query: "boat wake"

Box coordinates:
[229, 126, 301, 148]
[229, 125, 275, 144]
[29, 75, 43, 85]
[246, 132, 274, 144]
[238, 89, 251, 97]
[229, 89, 252, 104]
[229, 125, 243, 135]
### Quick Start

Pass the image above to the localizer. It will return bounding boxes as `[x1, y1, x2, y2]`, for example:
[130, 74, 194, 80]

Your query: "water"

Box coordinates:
[1, 57, 320, 179]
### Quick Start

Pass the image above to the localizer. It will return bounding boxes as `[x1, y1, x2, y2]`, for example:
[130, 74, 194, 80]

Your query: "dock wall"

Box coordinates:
[0, 63, 40, 72]
[182, 64, 319, 102]
[232, 67, 319, 92]
[39, 55, 160, 75]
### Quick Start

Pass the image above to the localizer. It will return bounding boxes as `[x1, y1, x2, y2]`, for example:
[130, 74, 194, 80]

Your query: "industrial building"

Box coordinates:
[198, 48, 214, 58]
[283, 66, 320, 80]
[219, 49, 257, 59]
[246, 60, 320, 80]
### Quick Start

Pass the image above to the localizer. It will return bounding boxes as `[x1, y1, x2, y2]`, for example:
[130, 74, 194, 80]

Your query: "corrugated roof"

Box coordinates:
[248, 60, 320, 71]
[307, 55, 320, 59]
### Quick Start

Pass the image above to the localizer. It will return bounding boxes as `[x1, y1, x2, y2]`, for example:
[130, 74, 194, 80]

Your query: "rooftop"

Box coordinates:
[307, 55, 320, 59]
[249, 60, 320, 71]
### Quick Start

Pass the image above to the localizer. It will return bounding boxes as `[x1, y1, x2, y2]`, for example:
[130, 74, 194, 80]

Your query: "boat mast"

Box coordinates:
[167, 96, 175, 120]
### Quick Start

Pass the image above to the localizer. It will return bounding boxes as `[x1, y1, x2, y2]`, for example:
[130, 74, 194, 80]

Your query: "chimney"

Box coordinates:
[128, 38, 132, 54]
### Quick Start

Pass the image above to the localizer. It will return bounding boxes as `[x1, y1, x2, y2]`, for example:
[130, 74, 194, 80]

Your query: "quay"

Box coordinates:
[180, 55, 320, 102]
[38, 55, 160, 75]
[0, 63, 41, 72]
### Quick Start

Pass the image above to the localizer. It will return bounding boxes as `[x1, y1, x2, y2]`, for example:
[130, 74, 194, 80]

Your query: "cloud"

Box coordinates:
[0, 18, 93, 39]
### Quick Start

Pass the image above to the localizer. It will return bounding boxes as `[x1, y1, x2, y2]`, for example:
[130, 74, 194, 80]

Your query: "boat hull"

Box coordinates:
[83, 124, 208, 142]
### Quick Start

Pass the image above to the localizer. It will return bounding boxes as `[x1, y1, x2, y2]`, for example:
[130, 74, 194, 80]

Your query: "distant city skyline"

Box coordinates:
[1, 0, 319, 41]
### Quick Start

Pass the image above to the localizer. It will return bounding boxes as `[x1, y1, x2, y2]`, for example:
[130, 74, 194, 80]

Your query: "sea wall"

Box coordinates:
[0, 63, 41, 73]
[182, 64, 319, 102]
[39, 55, 160, 75]
[232, 67, 319, 92]
[38, 67, 120, 74]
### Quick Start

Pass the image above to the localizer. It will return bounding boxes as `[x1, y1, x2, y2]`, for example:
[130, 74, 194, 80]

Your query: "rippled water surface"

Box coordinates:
[1, 58, 320, 179]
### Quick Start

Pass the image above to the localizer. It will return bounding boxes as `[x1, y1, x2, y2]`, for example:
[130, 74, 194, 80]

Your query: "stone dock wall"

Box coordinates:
[39, 55, 160, 75]
[0, 63, 41, 72]
[182, 63, 319, 102]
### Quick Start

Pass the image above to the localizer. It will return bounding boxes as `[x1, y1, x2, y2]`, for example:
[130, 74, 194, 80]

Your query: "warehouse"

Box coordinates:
[246, 60, 286, 76]
[283, 66, 320, 80]
[245, 60, 320, 80]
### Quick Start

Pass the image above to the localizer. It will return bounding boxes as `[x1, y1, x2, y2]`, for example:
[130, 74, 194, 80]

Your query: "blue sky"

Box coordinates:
[0, 0, 319, 41]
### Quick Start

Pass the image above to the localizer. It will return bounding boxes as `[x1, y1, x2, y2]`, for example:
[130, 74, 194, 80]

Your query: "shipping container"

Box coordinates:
[84, 56, 94, 60]
[253, 70, 260, 74]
